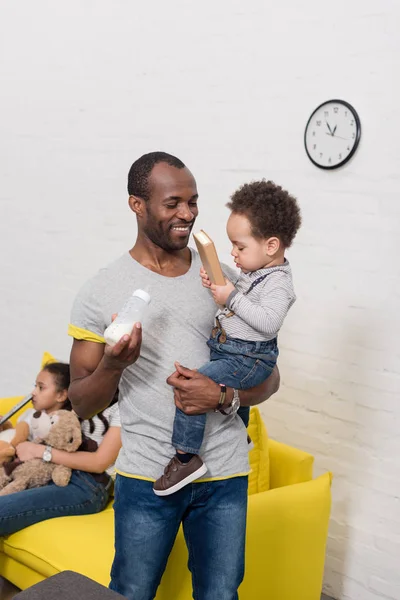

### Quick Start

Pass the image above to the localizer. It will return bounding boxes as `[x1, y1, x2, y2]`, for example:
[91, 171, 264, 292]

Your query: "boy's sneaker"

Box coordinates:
[247, 435, 255, 450]
[153, 455, 207, 496]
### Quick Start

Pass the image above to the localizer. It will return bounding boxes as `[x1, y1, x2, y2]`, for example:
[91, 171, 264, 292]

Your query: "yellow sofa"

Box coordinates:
[0, 396, 331, 600]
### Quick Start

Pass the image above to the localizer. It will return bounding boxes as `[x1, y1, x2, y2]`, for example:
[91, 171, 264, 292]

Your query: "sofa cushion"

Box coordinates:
[247, 407, 270, 495]
[2, 504, 115, 586]
[40, 352, 57, 369]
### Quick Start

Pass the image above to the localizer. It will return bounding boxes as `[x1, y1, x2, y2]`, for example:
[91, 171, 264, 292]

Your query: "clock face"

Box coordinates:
[304, 100, 361, 169]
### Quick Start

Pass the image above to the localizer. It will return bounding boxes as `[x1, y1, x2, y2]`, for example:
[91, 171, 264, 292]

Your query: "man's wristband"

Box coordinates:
[215, 384, 226, 412]
[220, 388, 240, 415]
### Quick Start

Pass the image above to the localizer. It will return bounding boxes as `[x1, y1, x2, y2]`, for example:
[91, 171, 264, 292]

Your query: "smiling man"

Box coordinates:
[68, 152, 279, 600]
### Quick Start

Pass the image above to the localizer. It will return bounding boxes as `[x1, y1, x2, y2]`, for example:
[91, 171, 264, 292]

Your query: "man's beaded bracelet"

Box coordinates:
[214, 383, 227, 412]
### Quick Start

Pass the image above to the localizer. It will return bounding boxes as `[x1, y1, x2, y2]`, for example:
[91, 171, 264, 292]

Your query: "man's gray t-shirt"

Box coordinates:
[69, 249, 249, 481]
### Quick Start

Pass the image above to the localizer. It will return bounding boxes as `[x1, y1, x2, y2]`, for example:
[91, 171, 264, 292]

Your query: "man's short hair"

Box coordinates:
[127, 152, 185, 200]
[227, 180, 302, 248]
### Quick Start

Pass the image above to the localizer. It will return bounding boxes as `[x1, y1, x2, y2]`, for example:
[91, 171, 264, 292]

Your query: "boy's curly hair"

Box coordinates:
[227, 180, 302, 248]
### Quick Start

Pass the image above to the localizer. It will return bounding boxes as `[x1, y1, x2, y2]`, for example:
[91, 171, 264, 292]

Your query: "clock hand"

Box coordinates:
[325, 133, 350, 141]
[333, 125, 337, 135]
[325, 121, 333, 135]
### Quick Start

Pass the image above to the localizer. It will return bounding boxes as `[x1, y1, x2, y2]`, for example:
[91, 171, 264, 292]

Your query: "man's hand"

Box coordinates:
[103, 314, 142, 371]
[167, 363, 280, 414]
[200, 267, 212, 289]
[210, 279, 235, 306]
[167, 363, 220, 415]
[16, 441, 44, 461]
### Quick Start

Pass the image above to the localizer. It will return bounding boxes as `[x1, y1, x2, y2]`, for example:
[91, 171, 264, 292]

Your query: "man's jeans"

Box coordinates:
[109, 475, 248, 600]
[172, 334, 278, 454]
[0, 470, 111, 536]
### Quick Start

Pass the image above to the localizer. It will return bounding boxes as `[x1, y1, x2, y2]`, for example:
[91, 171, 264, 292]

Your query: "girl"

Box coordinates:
[0, 362, 121, 536]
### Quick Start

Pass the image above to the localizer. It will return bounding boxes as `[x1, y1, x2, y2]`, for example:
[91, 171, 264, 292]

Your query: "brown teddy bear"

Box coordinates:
[0, 409, 58, 464]
[0, 418, 30, 462]
[0, 410, 82, 496]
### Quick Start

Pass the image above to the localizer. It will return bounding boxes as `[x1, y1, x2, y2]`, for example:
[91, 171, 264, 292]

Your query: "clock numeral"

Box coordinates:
[347, 146, 350, 152]
[334, 107, 339, 114]
[313, 144, 317, 150]
[324, 111, 329, 117]
[339, 153, 342, 160]
[316, 120, 321, 126]
[352, 132, 356, 139]
[345, 111, 348, 117]
[319, 152, 323, 158]
[350, 120, 355, 126]
[312, 131, 316, 136]
[328, 157, 332, 164]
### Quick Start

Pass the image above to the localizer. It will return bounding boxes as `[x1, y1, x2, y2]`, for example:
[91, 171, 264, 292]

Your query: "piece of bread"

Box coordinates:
[194, 230, 225, 285]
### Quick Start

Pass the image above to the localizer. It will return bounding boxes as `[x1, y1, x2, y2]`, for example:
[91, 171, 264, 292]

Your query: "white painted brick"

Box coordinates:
[369, 577, 400, 600]
[373, 534, 400, 558]
[1, 1, 400, 599]
[341, 578, 394, 600]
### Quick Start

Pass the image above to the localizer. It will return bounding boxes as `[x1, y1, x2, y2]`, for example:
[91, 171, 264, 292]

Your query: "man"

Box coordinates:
[68, 152, 279, 600]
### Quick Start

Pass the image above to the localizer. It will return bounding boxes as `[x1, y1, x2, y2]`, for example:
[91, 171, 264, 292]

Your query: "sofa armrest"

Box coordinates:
[0, 396, 32, 427]
[268, 438, 314, 489]
[240, 473, 332, 600]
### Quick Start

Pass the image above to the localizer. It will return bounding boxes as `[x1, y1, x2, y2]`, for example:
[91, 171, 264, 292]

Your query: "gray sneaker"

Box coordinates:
[153, 455, 207, 496]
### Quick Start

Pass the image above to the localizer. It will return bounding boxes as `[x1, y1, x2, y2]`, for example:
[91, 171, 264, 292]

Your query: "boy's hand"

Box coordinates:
[200, 267, 211, 289]
[210, 279, 235, 306]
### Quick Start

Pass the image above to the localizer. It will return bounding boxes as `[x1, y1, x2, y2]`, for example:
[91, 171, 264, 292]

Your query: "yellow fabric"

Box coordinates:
[0, 399, 332, 599]
[269, 438, 314, 488]
[0, 396, 27, 427]
[68, 324, 105, 344]
[40, 352, 57, 369]
[247, 406, 270, 494]
[240, 472, 332, 600]
[0, 555, 46, 590]
[195, 472, 249, 483]
[2, 504, 115, 585]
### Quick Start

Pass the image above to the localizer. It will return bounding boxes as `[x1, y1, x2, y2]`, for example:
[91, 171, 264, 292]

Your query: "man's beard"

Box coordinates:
[143, 221, 192, 251]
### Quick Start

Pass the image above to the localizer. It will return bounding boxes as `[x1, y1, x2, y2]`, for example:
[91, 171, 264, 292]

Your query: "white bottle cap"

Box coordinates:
[133, 289, 151, 304]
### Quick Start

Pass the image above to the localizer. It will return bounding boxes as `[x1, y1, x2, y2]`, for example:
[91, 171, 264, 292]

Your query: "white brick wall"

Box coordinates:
[1, 1, 399, 598]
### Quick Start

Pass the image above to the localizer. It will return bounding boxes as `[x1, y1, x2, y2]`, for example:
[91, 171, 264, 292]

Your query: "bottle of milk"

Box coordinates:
[104, 289, 151, 347]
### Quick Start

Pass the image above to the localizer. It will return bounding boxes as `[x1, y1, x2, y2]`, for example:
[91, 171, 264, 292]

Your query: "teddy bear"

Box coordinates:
[0, 418, 19, 461]
[0, 410, 53, 463]
[0, 409, 82, 496]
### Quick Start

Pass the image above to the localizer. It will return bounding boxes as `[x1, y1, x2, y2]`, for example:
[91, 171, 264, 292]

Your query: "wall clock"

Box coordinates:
[304, 99, 361, 169]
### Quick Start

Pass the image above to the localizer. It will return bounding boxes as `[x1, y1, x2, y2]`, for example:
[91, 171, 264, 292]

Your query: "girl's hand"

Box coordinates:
[200, 267, 211, 289]
[210, 279, 235, 305]
[16, 441, 45, 461]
